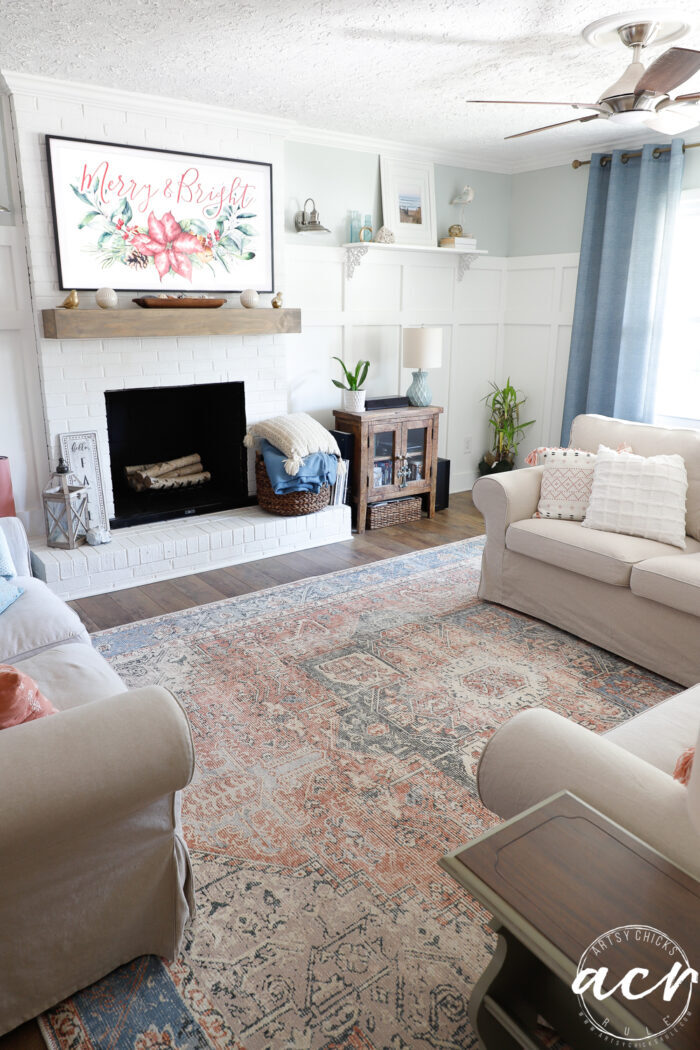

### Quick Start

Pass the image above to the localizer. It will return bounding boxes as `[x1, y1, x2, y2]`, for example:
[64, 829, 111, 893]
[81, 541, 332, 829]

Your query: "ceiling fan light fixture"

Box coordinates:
[608, 108, 653, 125]
[645, 108, 700, 134]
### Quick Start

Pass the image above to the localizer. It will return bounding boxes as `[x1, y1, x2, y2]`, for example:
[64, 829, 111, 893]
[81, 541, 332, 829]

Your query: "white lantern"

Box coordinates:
[42, 458, 89, 549]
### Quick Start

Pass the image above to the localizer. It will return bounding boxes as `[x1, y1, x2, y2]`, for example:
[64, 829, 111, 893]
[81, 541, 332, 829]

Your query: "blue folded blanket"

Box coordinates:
[260, 438, 338, 494]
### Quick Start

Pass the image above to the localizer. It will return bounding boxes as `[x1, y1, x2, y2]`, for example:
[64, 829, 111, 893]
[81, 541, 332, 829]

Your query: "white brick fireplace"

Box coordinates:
[41, 329, 288, 521]
[5, 74, 351, 598]
[28, 327, 350, 600]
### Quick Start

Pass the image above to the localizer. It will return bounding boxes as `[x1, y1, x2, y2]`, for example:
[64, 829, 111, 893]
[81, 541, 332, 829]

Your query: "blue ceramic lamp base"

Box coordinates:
[406, 369, 432, 407]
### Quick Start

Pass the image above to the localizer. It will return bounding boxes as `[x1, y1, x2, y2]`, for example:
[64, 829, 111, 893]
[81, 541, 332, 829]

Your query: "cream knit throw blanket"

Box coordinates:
[243, 413, 342, 476]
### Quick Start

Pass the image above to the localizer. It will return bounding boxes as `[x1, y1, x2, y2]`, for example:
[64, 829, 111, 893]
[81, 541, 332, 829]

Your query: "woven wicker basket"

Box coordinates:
[255, 454, 330, 517]
[367, 496, 422, 530]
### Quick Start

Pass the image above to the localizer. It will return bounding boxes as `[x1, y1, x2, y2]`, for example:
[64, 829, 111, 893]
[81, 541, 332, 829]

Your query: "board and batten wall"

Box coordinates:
[284, 245, 506, 494]
[283, 244, 579, 492]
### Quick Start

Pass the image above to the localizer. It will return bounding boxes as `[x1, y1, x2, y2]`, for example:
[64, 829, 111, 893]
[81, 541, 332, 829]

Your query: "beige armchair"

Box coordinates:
[477, 684, 700, 878]
[0, 516, 196, 1034]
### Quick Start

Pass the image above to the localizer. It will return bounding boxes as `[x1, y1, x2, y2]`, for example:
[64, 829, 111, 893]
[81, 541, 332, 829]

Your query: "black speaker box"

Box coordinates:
[422, 457, 450, 512]
[330, 429, 354, 463]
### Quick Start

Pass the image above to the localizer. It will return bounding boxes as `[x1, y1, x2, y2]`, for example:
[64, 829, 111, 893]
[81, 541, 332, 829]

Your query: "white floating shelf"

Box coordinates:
[342, 242, 488, 279]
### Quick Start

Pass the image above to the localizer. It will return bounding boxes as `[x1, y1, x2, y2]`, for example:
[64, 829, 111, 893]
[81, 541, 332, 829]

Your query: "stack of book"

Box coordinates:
[439, 236, 477, 249]
[330, 460, 350, 506]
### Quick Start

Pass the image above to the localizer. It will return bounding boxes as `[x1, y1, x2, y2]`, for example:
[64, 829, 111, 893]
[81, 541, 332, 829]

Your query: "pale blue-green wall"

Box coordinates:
[435, 164, 510, 255]
[284, 138, 700, 257]
[508, 164, 589, 256]
[507, 147, 700, 256]
[284, 141, 511, 255]
[284, 142, 383, 246]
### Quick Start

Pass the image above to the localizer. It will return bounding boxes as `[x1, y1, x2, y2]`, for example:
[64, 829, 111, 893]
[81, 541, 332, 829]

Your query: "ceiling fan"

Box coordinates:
[467, 17, 700, 140]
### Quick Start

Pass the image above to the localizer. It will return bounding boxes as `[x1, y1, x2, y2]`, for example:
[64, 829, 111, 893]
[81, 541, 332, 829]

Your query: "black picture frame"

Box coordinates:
[45, 134, 274, 293]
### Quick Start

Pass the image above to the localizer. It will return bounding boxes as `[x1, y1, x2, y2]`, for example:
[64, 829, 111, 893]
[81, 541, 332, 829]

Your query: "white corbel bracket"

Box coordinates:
[457, 253, 481, 281]
[345, 245, 369, 279]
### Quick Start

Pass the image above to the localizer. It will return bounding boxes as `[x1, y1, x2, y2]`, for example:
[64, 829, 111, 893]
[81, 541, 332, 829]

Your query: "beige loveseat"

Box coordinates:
[473, 413, 700, 686]
[0, 516, 196, 1035]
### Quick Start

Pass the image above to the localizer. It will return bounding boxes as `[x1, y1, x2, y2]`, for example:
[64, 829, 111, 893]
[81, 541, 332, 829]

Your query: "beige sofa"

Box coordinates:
[472, 413, 700, 686]
[0, 516, 195, 1035]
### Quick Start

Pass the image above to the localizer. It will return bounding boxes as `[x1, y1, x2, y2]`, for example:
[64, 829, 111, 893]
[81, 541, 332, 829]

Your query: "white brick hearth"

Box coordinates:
[31, 503, 351, 601]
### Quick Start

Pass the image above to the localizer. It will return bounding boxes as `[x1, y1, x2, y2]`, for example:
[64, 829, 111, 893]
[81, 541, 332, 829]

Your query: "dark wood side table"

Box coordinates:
[333, 405, 442, 533]
[440, 792, 700, 1050]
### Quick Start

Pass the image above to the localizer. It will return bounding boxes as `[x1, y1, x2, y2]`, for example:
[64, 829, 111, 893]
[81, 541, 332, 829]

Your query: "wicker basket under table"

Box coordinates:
[255, 453, 330, 516]
[367, 496, 422, 529]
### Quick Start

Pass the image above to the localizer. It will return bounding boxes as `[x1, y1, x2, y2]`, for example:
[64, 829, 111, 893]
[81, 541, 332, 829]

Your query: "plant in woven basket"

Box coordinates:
[332, 357, 370, 391]
[479, 378, 534, 475]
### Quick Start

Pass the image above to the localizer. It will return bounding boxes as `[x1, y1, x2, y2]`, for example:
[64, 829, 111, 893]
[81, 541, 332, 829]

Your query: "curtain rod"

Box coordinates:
[572, 141, 700, 169]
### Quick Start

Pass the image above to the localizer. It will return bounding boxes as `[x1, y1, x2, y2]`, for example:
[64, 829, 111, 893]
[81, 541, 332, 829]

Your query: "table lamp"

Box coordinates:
[402, 327, 442, 407]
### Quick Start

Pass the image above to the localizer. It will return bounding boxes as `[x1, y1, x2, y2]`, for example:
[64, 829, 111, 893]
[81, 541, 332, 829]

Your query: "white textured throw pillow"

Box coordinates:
[534, 448, 597, 521]
[582, 445, 688, 549]
[243, 412, 341, 476]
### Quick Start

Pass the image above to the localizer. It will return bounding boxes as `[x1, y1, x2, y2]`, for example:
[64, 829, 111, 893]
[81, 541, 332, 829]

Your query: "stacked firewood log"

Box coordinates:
[125, 453, 211, 492]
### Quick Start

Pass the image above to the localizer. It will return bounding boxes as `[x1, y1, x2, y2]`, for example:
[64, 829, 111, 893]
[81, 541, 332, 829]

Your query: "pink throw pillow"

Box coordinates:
[0, 664, 58, 729]
[525, 443, 633, 467]
[673, 747, 695, 786]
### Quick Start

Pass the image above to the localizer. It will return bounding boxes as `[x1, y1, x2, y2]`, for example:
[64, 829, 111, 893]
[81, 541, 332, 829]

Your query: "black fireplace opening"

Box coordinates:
[105, 382, 250, 528]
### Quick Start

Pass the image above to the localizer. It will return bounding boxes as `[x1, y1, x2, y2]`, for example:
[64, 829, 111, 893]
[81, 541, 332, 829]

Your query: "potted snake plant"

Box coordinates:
[332, 357, 370, 412]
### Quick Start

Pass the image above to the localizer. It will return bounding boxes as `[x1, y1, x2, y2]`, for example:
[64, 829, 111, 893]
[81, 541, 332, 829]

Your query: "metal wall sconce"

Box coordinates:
[294, 198, 330, 233]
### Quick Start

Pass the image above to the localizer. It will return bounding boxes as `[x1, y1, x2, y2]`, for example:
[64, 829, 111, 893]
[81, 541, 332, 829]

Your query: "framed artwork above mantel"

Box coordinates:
[45, 135, 274, 293]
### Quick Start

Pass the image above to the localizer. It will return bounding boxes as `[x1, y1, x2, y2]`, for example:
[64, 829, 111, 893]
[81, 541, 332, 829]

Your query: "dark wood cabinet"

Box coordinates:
[333, 405, 442, 533]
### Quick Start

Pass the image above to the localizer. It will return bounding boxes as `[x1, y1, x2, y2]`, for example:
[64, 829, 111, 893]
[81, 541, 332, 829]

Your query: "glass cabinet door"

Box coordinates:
[403, 426, 428, 486]
[371, 429, 397, 491]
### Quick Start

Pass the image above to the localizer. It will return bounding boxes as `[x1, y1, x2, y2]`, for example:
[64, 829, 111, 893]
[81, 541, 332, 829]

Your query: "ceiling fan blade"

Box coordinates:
[504, 114, 600, 140]
[634, 47, 700, 95]
[675, 91, 700, 102]
[467, 99, 605, 111]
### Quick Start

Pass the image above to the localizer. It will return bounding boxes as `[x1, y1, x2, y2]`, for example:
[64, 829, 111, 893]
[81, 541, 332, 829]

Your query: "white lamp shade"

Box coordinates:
[402, 327, 442, 370]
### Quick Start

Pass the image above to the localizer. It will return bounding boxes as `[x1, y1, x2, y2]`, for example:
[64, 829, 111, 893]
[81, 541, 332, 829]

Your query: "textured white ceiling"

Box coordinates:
[3, 1, 700, 169]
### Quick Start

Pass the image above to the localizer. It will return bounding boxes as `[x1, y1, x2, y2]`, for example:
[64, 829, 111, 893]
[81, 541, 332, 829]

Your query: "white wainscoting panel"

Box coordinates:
[287, 255, 345, 313]
[286, 244, 508, 491]
[447, 324, 500, 491]
[456, 265, 503, 317]
[348, 325, 402, 399]
[345, 259, 402, 313]
[503, 254, 579, 457]
[402, 265, 454, 314]
[505, 266, 556, 323]
[286, 327, 344, 429]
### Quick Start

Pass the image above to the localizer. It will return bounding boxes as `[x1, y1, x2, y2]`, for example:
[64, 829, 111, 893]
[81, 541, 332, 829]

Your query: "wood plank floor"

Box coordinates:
[68, 493, 483, 632]
[1, 494, 483, 1050]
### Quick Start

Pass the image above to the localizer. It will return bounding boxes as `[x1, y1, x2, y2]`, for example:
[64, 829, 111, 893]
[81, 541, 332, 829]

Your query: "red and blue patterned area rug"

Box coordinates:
[40, 538, 676, 1050]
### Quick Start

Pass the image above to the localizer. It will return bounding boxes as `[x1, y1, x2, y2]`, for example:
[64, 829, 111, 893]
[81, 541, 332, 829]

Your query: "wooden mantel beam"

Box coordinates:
[42, 307, 301, 339]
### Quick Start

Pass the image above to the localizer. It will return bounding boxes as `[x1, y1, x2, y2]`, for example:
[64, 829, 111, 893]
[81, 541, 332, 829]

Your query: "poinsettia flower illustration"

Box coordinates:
[132, 212, 203, 280]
